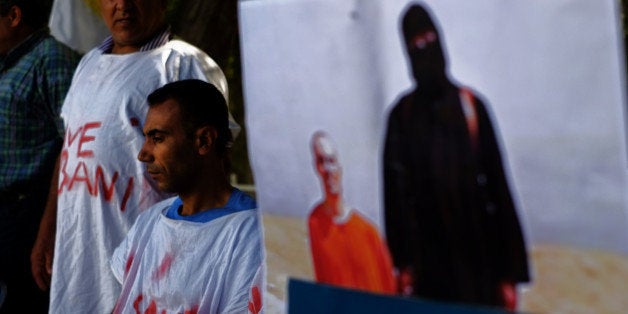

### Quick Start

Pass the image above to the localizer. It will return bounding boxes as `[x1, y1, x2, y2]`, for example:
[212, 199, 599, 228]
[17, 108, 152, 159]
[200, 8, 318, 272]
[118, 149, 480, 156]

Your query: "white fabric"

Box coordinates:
[110, 197, 264, 314]
[51, 40, 228, 314]
[49, 0, 109, 54]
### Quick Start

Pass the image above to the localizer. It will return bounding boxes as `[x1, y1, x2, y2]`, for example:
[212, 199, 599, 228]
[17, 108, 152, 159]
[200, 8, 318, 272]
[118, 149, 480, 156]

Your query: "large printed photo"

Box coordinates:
[240, 0, 628, 313]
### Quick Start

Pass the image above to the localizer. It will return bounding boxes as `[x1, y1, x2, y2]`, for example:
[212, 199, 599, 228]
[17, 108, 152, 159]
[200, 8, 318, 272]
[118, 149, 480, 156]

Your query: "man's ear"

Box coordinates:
[196, 126, 217, 155]
[7, 5, 22, 28]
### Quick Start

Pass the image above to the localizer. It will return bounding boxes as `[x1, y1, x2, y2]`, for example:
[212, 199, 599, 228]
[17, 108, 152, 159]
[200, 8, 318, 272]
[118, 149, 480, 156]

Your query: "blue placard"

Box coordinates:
[287, 278, 526, 314]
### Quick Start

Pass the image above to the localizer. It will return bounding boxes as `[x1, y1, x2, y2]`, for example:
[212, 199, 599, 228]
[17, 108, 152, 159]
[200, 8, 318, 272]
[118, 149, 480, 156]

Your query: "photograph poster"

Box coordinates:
[239, 0, 628, 313]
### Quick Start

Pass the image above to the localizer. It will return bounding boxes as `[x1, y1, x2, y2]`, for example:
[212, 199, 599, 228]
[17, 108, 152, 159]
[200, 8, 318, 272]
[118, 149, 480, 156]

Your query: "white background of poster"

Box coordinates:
[240, 0, 628, 311]
[241, 0, 628, 254]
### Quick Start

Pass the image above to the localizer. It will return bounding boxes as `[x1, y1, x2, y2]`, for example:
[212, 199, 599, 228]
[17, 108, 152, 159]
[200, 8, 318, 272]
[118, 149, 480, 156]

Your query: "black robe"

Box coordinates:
[383, 85, 530, 307]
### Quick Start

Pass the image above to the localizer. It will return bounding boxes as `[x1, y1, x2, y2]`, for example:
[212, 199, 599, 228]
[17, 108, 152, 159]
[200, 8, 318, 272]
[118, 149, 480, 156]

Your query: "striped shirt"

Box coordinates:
[97, 27, 172, 53]
[0, 28, 80, 190]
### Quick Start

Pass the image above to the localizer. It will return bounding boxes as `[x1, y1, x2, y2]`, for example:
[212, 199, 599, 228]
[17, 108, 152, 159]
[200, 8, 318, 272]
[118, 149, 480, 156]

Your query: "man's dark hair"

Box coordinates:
[0, 0, 53, 29]
[147, 79, 232, 158]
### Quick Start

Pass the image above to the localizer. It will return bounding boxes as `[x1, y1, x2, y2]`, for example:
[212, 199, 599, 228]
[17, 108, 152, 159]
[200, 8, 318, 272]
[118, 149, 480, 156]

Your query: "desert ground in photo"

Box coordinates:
[262, 213, 628, 314]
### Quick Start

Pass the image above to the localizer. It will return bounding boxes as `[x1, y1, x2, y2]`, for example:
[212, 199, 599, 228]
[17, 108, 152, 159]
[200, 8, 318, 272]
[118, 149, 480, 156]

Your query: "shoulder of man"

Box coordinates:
[163, 38, 206, 55]
[138, 196, 178, 222]
[39, 35, 82, 61]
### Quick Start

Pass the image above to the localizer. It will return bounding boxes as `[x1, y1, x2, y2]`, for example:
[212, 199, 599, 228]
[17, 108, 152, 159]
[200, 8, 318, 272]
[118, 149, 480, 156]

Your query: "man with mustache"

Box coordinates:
[30, 0, 237, 312]
[110, 79, 263, 313]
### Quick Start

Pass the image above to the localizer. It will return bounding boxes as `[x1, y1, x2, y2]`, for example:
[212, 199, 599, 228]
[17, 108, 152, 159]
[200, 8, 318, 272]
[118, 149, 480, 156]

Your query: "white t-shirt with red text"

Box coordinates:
[50, 40, 228, 314]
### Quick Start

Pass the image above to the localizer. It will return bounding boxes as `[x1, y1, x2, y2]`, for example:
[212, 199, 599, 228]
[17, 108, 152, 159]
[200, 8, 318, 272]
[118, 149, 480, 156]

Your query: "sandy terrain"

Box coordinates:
[261, 213, 628, 314]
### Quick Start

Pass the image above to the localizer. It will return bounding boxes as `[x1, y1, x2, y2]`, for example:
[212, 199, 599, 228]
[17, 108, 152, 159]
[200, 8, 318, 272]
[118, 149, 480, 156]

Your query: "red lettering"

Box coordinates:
[146, 300, 157, 314]
[65, 126, 82, 148]
[152, 253, 173, 281]
[57, 162, 136, 212]
[130, 293, 199, 314]
[121, 177, 134, 212]
[249, 286, 262, 314]
[125, 251, 135, 277]
[59, 121, 137, 211]
[95, 166, 118, 200]
[184, 306, 199, 314]
[77, 122, 102, 158]
[58, 150, 70, 194]
[133, 294, 144, 314]
[68, 161, 93, 194]
[63, 122, 102, 157]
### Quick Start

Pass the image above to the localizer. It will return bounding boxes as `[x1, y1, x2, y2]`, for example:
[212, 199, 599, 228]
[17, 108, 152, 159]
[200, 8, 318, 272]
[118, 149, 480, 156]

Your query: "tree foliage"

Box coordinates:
[169, 0, 253, 185]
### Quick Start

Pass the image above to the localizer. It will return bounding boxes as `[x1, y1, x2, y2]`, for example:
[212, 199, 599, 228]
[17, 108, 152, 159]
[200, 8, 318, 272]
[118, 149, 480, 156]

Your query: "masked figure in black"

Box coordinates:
[383, 3, 530, 310]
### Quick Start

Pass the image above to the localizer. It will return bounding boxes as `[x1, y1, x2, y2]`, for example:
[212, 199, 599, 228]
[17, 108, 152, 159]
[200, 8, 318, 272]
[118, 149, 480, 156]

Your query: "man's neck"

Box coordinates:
[111, 43, 143, 55]
[108, 25, 170, 55]
[322, 194, 343, 218]
[178, 184, 233, 216]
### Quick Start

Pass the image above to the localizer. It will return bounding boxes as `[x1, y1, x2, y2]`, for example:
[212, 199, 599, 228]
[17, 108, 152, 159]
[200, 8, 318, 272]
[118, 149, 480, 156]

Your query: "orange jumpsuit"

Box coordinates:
[308, 206, 396, 294]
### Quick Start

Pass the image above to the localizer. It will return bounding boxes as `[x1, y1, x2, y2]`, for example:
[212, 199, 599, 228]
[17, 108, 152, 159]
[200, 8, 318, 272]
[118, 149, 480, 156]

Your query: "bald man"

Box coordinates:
[308, 130, 396, 294]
